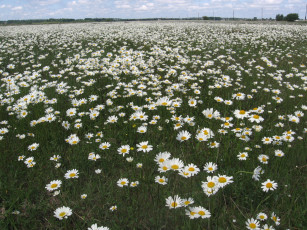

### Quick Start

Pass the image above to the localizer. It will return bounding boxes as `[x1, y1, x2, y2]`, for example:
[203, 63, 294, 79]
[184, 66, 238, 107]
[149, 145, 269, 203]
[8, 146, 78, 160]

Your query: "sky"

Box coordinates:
[0, 0, 306, 20]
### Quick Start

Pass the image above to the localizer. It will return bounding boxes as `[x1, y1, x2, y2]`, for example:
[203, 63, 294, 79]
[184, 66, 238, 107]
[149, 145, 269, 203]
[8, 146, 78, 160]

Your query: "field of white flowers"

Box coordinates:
[0, 21, 306, 229]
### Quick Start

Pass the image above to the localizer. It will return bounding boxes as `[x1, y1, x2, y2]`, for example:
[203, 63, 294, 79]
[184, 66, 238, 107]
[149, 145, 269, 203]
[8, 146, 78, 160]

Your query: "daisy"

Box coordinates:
[202, 176, 219, 196]
[182, 198, 194, 207]
[99, 142, 111, 150]
[24, 157, 34, 165]
[188, 98, 197, 107]
[88, 223, 110, 230]
[54, 206, 72, 220]
[262, 137, 273, 144]
[249, 114, 264, 123]
[137, 126, 147, 133]
[258, 155, 269, 164]
[271, 212, 280, 225]
[168, 158, 184, 171]
[208, 141, 220, 148]
[176, 130, 191, 142]
[195, 206, 211, 219]
[283, 134, 294, 142]
[154, 152, 171, 164]
[261, 179, 278, 192]
[155, 175, 168, 185]
[261, 224, 275, 230]
[45, 180, 62, 191]
[237, 152, 248, 160]
[66, 108, 77, 117]
[274, 149, 284, 157]
[178, 169, 192, 178]
[233, 109, 249, 119]
[28, 143, 39, 151]
[199, 127, 214, 138]
[252, 166, 264, 181]
[158, 161, 170, 173]
[118, 145, 130, 156]
[106, 115, 118, 123]
[204, 162, 218, 173]
[216, 175, 233, 188]
[185, 163, 200, 176]
[64, 169, 79, 179]
[185, 207, 199, 219]
[130, 181, 139, 187]
[18, 155, 25, 161]
[245, 218, 260, 230]
[81, 194, 87, 199]
[256, 212, 267, 221]
[88, 153, 101, 161]
[110, 206, 117, 212]
[117, 178, 129, 187]
[165, 195, 183, 209]
[202, 108, 220, 119]
[136, 141, 153, 153]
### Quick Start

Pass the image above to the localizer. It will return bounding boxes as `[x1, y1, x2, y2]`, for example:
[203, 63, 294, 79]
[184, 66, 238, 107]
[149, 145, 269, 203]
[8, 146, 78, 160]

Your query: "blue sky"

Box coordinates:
[0, 0, 306, 20]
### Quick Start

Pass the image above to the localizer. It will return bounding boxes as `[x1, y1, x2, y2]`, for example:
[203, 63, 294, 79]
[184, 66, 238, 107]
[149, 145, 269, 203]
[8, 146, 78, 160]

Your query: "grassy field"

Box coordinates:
[0, 21, 306, 230]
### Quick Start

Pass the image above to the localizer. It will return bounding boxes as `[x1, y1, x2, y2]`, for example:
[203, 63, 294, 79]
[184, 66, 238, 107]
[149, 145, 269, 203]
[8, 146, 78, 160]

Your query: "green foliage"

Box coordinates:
[276, 14, 284, 21]
[285, 13, 299, 22]
[202, 16, 209, 20]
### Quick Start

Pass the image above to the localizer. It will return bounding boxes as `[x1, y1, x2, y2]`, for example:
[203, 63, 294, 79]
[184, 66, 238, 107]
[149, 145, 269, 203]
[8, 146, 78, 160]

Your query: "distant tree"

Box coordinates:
[276, 14, 284, 21]
[253, 17, 257, 21]
[202, 16, 209, 20]
[285, 13, 299, 22]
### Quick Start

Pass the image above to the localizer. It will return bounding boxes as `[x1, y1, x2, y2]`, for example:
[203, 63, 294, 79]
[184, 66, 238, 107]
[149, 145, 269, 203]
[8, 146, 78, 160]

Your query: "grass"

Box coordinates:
[0, 21, 306, 229]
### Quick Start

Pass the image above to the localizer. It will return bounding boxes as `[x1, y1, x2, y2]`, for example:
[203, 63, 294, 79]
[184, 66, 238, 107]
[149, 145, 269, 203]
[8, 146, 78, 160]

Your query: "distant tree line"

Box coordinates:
[276, 13, 299, 22]
[0, 17, 225, 25]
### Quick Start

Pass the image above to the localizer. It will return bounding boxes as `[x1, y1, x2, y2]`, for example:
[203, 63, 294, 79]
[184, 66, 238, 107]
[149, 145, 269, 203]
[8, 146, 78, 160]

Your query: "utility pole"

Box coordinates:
[261, 8, 263, 21]
[233, 9, 234, 20]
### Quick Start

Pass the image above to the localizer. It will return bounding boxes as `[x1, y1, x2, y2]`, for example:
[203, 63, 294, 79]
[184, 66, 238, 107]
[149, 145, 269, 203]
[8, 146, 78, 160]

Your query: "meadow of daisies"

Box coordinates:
[0, 21, 306, 230]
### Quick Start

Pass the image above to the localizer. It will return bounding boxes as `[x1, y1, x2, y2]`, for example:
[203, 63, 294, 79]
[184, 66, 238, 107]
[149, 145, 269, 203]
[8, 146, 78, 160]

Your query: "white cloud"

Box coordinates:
[12, 6, 23, 11]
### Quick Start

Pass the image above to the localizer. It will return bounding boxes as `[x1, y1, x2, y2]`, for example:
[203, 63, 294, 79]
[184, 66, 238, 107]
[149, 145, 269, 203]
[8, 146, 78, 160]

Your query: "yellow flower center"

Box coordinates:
[266, 183, 272, 188]
[171, 202, 177, 208]
[249, 223, 256, 229]
[51, 184, 58, 188]
[159, 179, 165, 183]
[207, 182, 215, 188]
[141, 145, 147, 149]
[59, 212, 66, 217]
[181, 136, 187, 140]
[253, 115, 259, 119]
[69, 173, 76, 177]
[239, 110, 245, 115]
[120, 181, 126, 185]
[171, 165, 179, 170]
[121, 149, 127, 153]
[188, 167, 195, 171]
[184, 201, 190, 205]
[218, 177, 226, 183]
[208, 167, 213, 171]
[198, 210, 205, 216]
